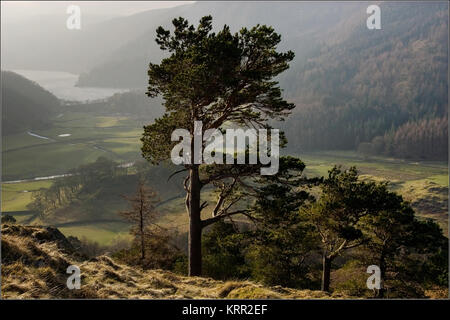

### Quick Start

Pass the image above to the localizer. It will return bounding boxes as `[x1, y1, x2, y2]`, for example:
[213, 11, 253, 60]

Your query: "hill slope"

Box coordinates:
[284, 2, 448, 156]
[1, 224, 349, 299]
[1, 71, 61, 135]
[75, 2, 448, 159]
[2, 2, 447, 158]
[76, 1, 365, 88]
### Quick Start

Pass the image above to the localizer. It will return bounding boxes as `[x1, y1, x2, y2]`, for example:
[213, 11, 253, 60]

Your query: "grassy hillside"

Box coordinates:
[1, 224, 351, 299]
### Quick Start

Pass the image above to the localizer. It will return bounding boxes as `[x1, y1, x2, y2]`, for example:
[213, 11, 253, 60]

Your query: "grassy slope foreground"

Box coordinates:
[1, 224, 350, 299]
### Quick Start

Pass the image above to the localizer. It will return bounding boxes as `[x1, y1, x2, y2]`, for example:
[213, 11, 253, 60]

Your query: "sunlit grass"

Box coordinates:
[1, 181, 53, 212]
[3, 143, 107, 180]
[58, 223, 131, 246]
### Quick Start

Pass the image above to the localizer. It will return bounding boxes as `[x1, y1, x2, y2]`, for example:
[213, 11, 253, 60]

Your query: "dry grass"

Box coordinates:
[1, 224, 352, 299]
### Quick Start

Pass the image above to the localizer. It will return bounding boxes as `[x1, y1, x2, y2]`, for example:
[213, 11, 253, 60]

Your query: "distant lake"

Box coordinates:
[11, 69, 127, 102]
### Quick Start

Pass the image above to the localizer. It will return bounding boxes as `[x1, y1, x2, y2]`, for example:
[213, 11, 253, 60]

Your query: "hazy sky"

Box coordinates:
[1, 1, 194, 23]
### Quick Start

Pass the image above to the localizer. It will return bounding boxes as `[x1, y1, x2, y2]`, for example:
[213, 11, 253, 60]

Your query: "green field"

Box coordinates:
[298, 151, 448, 234]
[1, 178, 133, 245]
[2, 111, 448, 243]
[1, 180, 52, 212]
[2, 111, 146, 244]
[2, 112, 145, 181]
[4, 149, 447, 242]
[57, 221, 132, 246]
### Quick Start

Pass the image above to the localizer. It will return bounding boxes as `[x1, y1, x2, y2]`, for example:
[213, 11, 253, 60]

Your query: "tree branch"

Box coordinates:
[167, 168, 188, 182]
[202, 209, 250, 228]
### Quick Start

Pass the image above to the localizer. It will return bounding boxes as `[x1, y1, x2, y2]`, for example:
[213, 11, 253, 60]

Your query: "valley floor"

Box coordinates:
[2, 111, 448, 243]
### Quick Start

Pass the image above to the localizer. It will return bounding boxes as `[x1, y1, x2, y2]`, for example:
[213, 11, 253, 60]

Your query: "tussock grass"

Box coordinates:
[2, 223, 353, 299]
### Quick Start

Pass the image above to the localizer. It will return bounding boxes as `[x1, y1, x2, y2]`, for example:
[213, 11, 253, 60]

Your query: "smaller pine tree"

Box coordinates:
[119, 180, 160, 262]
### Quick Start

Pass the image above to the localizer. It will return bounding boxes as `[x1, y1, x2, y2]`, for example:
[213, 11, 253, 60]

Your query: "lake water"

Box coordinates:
[11, 69, 127, 102]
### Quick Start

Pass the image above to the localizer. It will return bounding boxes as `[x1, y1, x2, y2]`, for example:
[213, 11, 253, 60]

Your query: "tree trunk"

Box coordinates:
[377, 252, 386, 298]
[140, 224, 145, 261]
[188, 165, 202, 276]
[321, 255, 332, 292]
[140, 190, 145, 261]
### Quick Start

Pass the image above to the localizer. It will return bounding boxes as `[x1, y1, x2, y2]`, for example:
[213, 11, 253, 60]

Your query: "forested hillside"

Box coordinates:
[74, 2, 448, 160]
[3, 2, 446, 159]
[70, 90, 164, 118]
[284, 2, 448, 159]
[76, 2, 365, 88]
[1, 71, 61, 135]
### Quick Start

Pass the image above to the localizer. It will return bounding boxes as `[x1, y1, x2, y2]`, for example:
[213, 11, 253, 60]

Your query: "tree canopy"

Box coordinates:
[141, 15, 297, 276]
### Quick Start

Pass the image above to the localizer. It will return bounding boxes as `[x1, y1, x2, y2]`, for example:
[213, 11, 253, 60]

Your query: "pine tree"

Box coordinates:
[141, 16, 295, 276]
[119, 180, 160, 262]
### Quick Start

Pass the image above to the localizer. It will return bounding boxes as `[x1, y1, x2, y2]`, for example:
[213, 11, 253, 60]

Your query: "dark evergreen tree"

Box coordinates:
[141, 16, 296, 276]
